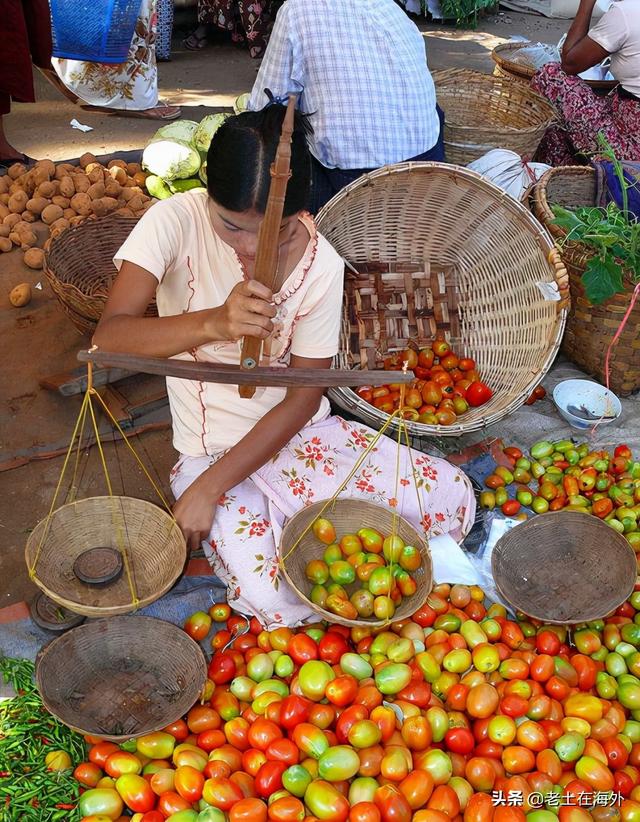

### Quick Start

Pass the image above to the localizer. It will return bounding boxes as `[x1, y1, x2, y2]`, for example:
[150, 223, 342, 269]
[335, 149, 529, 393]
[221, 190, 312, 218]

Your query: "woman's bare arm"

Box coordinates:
[173, 354, 331, 550]
[93, 261, 277, 357]
[562, 0, 609, 74]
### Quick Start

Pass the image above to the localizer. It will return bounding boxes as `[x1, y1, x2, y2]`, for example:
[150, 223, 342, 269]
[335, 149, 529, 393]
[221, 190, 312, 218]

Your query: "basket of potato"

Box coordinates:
[0, 153, 156, 331]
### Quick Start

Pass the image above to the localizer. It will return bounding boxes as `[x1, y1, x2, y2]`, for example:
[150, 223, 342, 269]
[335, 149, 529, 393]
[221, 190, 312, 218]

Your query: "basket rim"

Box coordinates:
[491, 511, 637, 624]
[35, 615, 207, 741]
[491, 41, 618, 90]
[25, 495, 187, 618]
[316, 161, 568, 436]
[279, 497, 433, 628]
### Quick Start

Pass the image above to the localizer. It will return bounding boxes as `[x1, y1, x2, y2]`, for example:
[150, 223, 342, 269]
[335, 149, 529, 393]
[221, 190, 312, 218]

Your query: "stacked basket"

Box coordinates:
[533, 166, 640, 396]
[433, 69, 556, 165]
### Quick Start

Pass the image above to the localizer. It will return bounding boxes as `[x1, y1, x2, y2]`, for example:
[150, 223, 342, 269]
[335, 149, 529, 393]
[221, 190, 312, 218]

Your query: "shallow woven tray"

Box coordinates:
[315, 162, 568, 440]
[25, 496, 187, 617]
[44, 214, 158, 335]
[532, 166, 640, 396]
[492, 41, 617, 92]
[433, 69, 556, 165]
[492, 512, 636, 624]
[280, 498, 432, 628]
[36, 616, 207, 741]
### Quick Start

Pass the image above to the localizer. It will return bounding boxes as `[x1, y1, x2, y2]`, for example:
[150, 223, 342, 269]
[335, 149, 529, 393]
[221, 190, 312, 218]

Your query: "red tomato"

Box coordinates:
[265, 738, 300, 766]
[248, 718, 283, 751]
[74, 762, 103, 787]
[230, 797, 269, 822]
[174, 765, 205, 803]
[536, 631, 561, 656]
[197, 729, 226, 752]
[374, 784, 412, 822]
[188, 705, 221, 734]
[208, 652, 237, 685]
[156, 790, 192, 817]
[88, 742, 120, 768]
[288, 634, 319, 665]
[350, 802, 382, 822]
[254, 761, 287, 798]
[279, 695, 312, 730]
[202, 776, 245, 810]
[445, 727, 475, 755]
[184, 610, 212, 641]
[399, 769, 435, 809]
[466, 382, 493, 407]
[319, 633, 349, 665]
[268, 796, 306, 822]
[326, 676, 359, 707]
[163, 719, 189, 742]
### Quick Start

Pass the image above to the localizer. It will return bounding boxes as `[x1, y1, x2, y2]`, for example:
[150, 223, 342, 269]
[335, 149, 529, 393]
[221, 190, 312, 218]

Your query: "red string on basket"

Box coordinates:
[604, 281, 640, 391]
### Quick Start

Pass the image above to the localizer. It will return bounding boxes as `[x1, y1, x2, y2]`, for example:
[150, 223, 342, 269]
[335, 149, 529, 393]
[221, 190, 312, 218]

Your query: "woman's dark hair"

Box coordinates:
[206, 100, 313, 217]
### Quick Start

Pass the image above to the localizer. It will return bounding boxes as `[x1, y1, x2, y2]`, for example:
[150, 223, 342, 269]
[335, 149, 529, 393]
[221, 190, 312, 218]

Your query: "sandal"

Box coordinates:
[183, 29, 208, 50]
[0, 153, 36, 169]
[37, 66, 80, 104]
[79, 103, 181, 120]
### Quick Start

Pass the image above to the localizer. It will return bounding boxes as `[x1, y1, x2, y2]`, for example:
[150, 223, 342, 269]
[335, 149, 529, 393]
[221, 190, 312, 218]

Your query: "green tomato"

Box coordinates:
[328, 560, 355, 585]
[275, 654, 295, 678]
[298, 660, 335, 701]
[340, 652, 373, 681]
[282, 764, 312, 797]
[554, 732, 585, 762]
[374, 662, 412, 695]
[78, 789, 124, 820]
[247, 652, 274, 683]
[318, 745, 360, 781]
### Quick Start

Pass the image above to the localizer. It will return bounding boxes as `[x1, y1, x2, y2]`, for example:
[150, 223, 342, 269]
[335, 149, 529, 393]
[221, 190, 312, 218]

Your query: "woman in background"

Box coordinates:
[532, 0, 640, 164]
[51, 0, 180, 120]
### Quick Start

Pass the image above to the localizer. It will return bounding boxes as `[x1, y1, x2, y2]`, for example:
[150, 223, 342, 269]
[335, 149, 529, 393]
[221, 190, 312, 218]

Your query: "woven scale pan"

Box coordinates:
[532, 166, 640, 396]
[36, 616, 207, 741]
[315, 162, 568, 439]
[492, 41, 617, 92]
[433, 69, 556, 165]
[25, 496, 187, 617]
[280, 498, 432, 628]
[44, 213, 158, 335]
[492, 512, 636, 624]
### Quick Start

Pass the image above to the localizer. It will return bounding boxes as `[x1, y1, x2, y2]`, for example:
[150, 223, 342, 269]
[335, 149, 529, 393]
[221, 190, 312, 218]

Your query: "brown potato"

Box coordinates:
[35, 159, 56, 177]
[104, 179, 122, 198]
[26, 197, 48, 215]
[3, 213, 21, 229]
[108, 159, 128, 171]
[102, 196, 119, 213]
[24, 247, 45, 269]
[52, 196, 70, 209]
[69, 215, 86, 226]
[8, 163, 27, 180]
[133, 171, 148, 188]
[55, 163, 76, 181]
[0, 237, 13, 253]
[36, 181, 56, 199]
[9, 282, 32, 306]
[58, 176, 75, 199]
[0, 225, 9, 238]
[127, 194, 144, 212]
[70, 193, 92, 216]
[41, 204, 64, 225]
[49, 217, 70, 234]
[31, 167, 51, 187]
[0, 203, 9, 220]
[8, 191, 29, 214]
[63, 208, 76, 220]
[87, 166, 104, 184]
[79, 152, 97, 169]
[0, 194, 9, 205]
[20, 211, 36, 223]
[119, 188, 135, 202]
[90, 199, 107, 217]
[115, 206, 135, 217]
[73, 174, 90, 193]
[107, 166, 127, 186]
[0, 177, 10, 195]
[87, 182, 106, 200]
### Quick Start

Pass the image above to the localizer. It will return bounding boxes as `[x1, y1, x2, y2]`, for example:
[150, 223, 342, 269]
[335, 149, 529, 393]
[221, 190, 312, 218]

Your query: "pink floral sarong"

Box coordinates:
[170, 414, 476, 628]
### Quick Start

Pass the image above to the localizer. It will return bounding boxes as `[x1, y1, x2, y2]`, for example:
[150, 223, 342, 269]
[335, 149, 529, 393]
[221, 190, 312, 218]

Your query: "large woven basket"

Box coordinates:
[25, 496, 187, 617]
[433, 69, 556, 165]
[280, 498, 432, 628]
[492, 512, 636, 624]
[492, 41, 617, 92]
[315, 163, 568, 441]
[44, 214, 158, 335]
[532, 166, 640, 395]
[36, 616, 207, 741]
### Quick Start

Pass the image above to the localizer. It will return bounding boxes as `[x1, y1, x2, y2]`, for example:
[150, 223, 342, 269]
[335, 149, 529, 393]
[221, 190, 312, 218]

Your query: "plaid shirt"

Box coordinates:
[248, 0, 440, 170]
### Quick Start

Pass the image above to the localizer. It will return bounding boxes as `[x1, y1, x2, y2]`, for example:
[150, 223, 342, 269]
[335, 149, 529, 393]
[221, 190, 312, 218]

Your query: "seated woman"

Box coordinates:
[532, 0, 640, 165]
[94, 103, 476, 629]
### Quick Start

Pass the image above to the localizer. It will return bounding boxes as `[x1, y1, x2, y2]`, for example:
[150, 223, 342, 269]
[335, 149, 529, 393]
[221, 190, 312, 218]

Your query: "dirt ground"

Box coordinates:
[0, 11, 568, 610]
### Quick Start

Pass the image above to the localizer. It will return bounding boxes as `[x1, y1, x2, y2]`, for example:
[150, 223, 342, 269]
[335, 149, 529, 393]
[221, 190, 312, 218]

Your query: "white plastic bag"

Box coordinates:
[467, 150, 551, 201]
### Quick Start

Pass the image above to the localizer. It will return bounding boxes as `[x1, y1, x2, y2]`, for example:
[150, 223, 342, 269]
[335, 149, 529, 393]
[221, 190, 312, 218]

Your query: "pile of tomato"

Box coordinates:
[70, 582, 640, 822]
[480, 442, 640, 553]
[356, 340, 493, 427]
[303, 517, 421, 621]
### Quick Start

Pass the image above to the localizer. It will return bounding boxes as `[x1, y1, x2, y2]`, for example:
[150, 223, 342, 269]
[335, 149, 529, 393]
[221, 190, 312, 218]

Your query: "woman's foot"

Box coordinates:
[183, 25, 208, 49]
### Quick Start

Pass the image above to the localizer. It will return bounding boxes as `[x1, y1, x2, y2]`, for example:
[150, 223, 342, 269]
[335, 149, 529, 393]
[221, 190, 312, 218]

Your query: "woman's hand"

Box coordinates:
[173, 470, 222, 552]
[211, 280, 277, 342]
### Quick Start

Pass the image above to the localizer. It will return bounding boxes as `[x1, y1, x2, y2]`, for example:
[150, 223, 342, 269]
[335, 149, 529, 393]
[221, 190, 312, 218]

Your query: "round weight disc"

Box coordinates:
[30, 592, 86, 632]
[73, 547, 124, 587]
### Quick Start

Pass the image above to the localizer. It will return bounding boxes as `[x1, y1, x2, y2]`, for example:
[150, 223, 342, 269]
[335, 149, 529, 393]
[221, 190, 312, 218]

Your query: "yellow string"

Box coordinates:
[66, 393, 90, 505]
[28, 390, 92, 578]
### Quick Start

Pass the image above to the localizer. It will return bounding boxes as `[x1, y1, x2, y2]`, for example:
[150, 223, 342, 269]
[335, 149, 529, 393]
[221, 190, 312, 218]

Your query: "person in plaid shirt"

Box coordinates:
[248, 0, 444, 212]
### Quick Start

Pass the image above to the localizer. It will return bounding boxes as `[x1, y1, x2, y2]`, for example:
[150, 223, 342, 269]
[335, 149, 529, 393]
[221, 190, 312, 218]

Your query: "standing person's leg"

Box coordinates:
[184, 0, 213, 49]
[156, 0, 174, 61]
[409, 104, 446, 163]
[237, 0, 275, 58]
